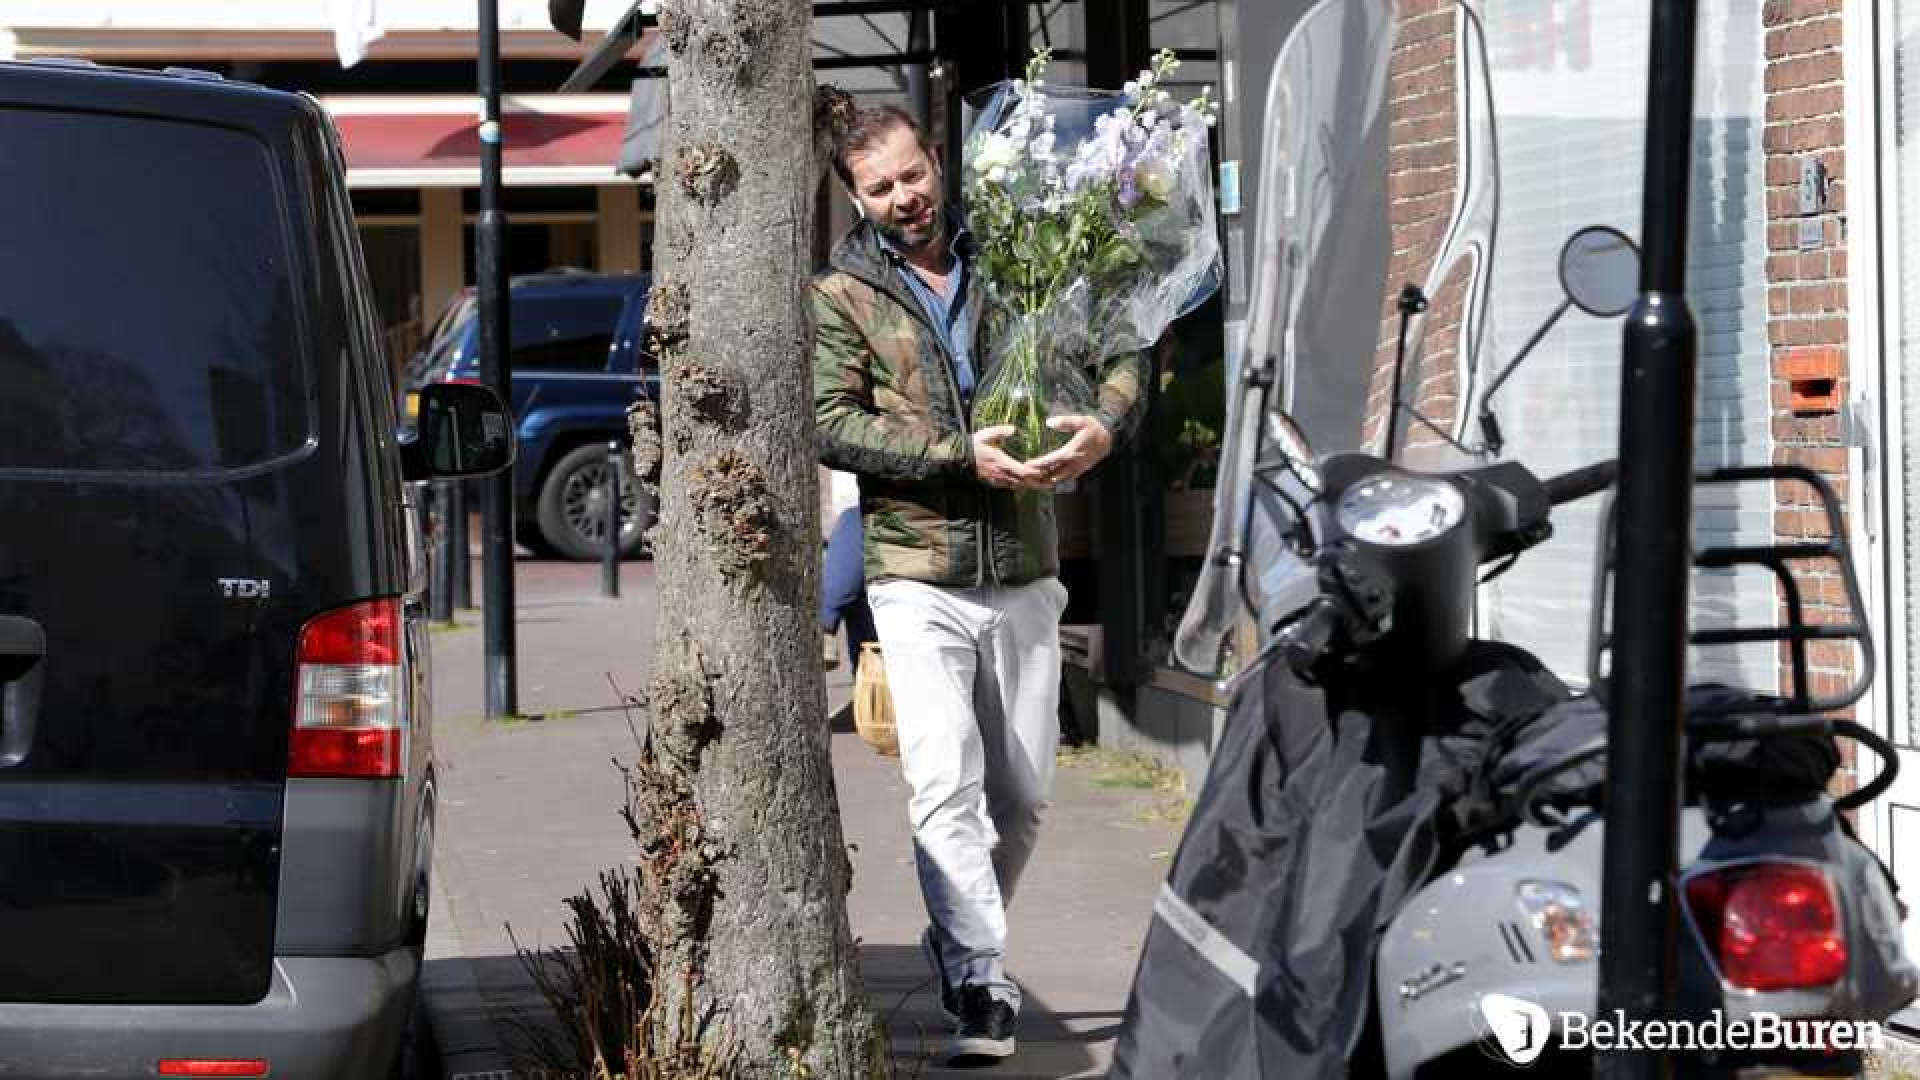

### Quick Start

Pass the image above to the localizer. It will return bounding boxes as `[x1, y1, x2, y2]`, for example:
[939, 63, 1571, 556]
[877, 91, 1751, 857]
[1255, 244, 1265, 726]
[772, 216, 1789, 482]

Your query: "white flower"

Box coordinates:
[970, 132, 1020, 177]
[1122, 79, 1140, 96]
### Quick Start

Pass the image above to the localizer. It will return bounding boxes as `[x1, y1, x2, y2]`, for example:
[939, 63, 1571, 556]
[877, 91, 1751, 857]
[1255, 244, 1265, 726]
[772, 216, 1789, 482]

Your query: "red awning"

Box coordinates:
[322, 96, 635, 188]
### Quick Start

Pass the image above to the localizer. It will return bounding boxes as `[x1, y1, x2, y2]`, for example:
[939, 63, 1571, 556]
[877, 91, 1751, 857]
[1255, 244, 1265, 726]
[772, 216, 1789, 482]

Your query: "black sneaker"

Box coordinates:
[947, 984, 1016, 1065]
[921, 928, 960, 1023]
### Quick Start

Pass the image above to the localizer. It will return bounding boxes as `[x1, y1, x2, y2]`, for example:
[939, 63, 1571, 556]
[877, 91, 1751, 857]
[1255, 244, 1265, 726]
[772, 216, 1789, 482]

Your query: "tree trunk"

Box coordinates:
[642, 0, 888, 1076]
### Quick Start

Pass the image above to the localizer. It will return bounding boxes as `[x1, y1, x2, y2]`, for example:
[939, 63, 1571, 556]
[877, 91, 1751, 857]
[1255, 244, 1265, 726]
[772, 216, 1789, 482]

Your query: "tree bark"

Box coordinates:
[643, 0, 887, 1076]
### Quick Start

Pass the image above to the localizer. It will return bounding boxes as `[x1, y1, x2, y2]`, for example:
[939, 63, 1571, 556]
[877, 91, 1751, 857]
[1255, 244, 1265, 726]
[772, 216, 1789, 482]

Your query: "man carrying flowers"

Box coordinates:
[813, 105, 1146, 1066]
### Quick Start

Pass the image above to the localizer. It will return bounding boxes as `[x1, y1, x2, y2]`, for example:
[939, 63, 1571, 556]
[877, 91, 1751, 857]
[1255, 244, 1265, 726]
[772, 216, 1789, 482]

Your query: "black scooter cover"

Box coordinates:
[1111, 643, 1569, 1078]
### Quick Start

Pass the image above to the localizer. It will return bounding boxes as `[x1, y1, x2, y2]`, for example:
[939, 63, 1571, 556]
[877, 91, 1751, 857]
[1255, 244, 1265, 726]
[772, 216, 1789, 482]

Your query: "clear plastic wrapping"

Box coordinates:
[961, 50, 1223, 459]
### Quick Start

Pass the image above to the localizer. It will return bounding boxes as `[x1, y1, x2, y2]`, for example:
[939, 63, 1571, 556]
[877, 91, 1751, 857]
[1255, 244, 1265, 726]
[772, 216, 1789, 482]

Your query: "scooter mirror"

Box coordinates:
[1560, 225, 1641, 317]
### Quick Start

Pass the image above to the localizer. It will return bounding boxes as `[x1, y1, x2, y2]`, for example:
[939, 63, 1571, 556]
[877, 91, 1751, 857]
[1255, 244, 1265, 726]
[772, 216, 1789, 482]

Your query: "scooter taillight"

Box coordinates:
[1683, 862, 1846, 991]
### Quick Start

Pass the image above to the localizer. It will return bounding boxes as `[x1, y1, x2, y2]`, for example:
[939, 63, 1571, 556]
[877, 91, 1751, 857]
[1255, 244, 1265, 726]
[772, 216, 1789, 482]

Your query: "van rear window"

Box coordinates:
[0, 106, 312, 475]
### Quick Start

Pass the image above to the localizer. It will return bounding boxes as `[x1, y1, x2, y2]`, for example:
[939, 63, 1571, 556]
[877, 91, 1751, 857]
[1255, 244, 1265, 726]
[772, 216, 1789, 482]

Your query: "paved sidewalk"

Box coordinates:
[420, 557, 1183, 1079]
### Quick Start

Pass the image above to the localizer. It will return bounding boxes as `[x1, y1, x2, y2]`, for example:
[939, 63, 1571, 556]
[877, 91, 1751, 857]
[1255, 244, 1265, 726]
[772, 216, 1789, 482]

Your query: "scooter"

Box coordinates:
[1371, 461, 1916, 1078]
[1111, 226, 1918, 1078]
[1372, 230, 1920, 1077]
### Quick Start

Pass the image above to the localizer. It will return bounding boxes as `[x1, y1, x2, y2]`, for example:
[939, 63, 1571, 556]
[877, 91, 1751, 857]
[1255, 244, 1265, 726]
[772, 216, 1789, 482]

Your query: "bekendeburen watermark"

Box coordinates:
[1477, 992, 1883, 1066]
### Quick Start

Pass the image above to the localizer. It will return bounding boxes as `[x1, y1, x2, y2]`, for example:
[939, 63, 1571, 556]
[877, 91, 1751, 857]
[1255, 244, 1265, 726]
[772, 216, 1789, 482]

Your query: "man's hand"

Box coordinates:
[1027, 415, 1114, 486]
[972, 426, 1051, 490]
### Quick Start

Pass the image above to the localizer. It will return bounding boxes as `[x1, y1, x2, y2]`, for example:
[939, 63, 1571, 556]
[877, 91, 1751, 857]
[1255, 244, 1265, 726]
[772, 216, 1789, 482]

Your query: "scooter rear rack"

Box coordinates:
[1587, 464, 1874, 716]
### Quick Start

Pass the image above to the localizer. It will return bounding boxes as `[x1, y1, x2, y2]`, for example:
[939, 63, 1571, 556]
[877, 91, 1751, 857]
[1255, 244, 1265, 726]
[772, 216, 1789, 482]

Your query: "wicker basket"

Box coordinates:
[851, 642, 898, 757]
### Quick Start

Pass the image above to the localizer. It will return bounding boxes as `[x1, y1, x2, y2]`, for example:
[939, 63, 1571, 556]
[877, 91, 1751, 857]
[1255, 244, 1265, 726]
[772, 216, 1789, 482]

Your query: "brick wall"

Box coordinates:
[1363, 0, 1467, 461]
[1764, 0, 1857, 716]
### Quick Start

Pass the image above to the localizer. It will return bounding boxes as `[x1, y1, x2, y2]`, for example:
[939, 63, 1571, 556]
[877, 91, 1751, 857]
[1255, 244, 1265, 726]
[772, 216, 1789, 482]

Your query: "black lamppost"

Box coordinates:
[1596, 3, 1700, 1076]
[478, 0, 518, 718]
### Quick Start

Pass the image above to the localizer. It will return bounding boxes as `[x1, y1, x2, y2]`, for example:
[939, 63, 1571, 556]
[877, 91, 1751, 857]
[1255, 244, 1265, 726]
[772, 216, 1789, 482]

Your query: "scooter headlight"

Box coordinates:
[1517, 880, 1597, 964]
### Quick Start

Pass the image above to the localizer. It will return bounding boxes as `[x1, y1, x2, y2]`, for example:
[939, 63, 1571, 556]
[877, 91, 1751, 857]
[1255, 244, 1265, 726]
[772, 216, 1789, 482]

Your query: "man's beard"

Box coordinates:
[877, 212, 944, 258]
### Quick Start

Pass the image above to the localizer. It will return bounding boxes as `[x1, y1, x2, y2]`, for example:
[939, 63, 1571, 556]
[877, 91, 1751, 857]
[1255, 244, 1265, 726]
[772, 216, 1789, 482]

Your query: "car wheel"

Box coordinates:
[534, 442, 657, 561]
[406, 814, 433, 948]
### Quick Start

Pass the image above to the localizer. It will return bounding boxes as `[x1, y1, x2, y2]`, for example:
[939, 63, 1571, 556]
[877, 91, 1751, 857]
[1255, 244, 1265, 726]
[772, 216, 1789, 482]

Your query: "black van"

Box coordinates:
[0, 60, 511, 1077]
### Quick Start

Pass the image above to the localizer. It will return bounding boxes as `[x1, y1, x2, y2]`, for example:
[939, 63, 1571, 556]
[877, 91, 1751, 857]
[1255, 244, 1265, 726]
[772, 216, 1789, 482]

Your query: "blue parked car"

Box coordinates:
[403, 270, 656, 559]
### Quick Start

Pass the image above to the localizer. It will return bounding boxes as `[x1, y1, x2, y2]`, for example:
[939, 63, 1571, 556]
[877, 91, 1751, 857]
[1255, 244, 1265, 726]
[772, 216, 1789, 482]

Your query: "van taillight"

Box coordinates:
[290, 598, 403, 778]
[1684, 862, 1846, 991]
[157, 1061, 269, 1078]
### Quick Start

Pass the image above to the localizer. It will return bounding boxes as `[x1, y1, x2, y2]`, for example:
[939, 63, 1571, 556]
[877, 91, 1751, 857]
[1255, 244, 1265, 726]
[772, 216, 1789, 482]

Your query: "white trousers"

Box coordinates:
[867, 576, 1068, 1011]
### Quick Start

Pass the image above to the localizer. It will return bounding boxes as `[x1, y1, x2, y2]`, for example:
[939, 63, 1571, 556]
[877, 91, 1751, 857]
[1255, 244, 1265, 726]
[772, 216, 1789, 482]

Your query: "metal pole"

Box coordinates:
[477, 0, 518, 718]
[905, 11, 931, 128]
[450, 480, 473, 610]
[1596, 4, 1699, 1076]
[601, 440, 622, 599]
[430, 482, 455, 624]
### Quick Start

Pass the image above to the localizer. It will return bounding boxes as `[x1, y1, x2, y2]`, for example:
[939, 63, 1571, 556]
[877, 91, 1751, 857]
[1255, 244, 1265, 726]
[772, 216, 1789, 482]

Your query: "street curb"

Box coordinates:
[1871, 1030, 1920, 1078]
[422, 871, 519, 1079]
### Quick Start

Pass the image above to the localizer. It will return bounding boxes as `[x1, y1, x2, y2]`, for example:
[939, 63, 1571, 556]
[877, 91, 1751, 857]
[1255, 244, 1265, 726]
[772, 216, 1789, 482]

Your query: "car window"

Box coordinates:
[407, 293, 475, 385]
[0, 106, 312, 475]
[416, 297, 476, 383]
[509, 293, 624, 373]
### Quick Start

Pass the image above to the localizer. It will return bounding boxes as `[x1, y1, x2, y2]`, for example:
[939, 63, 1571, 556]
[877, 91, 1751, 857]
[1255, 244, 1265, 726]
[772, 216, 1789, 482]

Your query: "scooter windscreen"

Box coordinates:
[1172, 0, 1501, 677]
[1172, 0, 1404, 675]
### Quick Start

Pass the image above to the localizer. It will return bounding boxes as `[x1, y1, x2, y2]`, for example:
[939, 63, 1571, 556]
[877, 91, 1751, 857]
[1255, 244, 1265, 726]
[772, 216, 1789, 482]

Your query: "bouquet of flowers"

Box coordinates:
[963, 48, 1222, 461]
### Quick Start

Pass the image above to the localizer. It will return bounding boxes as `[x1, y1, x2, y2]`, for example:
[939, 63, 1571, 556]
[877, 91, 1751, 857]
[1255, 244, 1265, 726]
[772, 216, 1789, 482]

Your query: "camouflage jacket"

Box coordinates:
[812, 218, 1147, 586]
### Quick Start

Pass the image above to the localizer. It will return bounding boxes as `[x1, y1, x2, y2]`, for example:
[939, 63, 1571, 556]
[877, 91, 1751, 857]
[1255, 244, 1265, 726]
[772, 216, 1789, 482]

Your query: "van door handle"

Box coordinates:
[0, 616, 45, 768]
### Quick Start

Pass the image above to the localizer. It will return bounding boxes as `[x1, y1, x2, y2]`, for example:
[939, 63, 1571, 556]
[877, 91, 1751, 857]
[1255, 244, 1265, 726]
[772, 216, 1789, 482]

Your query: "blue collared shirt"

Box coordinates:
[881, 227, 975, 403]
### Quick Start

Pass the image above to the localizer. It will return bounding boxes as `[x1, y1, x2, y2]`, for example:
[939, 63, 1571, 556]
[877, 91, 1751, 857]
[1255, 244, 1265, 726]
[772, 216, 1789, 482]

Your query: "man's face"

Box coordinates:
[845, 125, 943, 254]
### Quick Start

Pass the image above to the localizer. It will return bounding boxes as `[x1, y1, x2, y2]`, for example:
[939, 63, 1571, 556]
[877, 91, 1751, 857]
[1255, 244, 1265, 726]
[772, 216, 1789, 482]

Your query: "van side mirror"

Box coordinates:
[401, 382, 515, 481]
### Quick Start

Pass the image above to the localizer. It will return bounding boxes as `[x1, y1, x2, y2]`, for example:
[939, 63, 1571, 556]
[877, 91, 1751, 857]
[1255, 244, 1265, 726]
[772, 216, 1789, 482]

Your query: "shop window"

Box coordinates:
[1152, 297, 1229, 664]
[1475, 0, 1774, 688]
[358, 224, 423, 372]
[461, 221, 600, 279]
[1885, 0, 1920, 744]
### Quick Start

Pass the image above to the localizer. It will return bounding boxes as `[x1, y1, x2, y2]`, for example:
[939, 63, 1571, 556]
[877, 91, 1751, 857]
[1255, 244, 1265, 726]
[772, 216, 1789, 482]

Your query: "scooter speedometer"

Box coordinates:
[1334, 474, 1466, 548]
